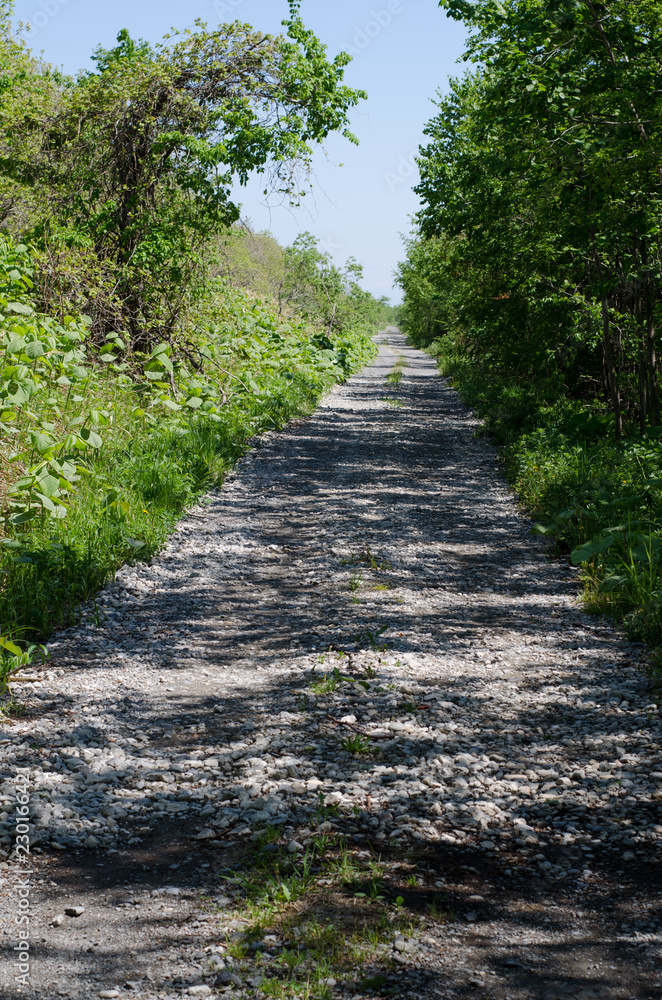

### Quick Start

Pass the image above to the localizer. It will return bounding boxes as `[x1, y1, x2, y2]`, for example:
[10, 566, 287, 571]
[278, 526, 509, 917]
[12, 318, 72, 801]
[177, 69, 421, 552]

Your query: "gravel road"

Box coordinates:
[0, 328, 660, 999]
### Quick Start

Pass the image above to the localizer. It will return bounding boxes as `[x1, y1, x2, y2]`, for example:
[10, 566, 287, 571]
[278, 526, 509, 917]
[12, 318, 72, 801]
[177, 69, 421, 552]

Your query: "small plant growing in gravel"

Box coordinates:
[311, 833, 335, 853]
[313, 792, 340, 825]
[352, 625, 388, 651]
[254, 825, 281, 847]
[339, 733, 372, 754]
[359, 973, 387, 991]
[0, 638, 48, 698]
[386, 355, 407, 386]
[348, 571, 363, 592]
[310, 669, 340, 695]
[353, 878, 384, 902]
[281, 947, 307, 977]
[427, 897, 455, 921]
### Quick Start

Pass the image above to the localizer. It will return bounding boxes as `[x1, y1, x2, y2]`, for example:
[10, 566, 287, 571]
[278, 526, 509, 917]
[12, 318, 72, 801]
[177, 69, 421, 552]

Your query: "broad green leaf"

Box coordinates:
[570, 535, 615, 564]
[6, 302, 33, 316]
[9, 509, 39, 525]
[33, 492, 56, 512]
[36, 474, 60, 497]
[31, 432, 54, 454]
[24, 341, 45, 359]
[0, 637, 22, 656]
[598, 575, 628, 593]
[79, 428, 103, 448]
[532, 523, 554, 536]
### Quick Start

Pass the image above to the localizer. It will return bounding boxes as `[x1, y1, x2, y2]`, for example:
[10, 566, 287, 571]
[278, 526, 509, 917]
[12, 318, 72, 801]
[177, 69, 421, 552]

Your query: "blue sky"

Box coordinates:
[10, 0, 467, 302]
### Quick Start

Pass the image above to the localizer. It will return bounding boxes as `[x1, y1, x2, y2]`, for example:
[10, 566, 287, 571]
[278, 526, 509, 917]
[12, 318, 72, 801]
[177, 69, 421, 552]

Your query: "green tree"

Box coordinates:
[2, 4, 366, 345]
[402, 0, 662, 437]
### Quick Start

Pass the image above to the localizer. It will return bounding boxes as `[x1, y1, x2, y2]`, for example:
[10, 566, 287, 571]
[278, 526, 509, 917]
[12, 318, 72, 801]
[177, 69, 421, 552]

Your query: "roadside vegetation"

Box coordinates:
[397, 0, 662, 670]
[0, 2, 393, 682]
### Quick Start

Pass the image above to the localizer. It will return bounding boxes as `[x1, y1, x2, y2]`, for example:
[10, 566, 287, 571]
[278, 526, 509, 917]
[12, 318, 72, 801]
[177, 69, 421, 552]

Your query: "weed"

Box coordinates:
[348, 571, 363, 592]
[211, 836, 432, 1000]
[354, 878, 384, 902]
[254, 825, 281, 847]
[281, 947, 307, 977]
[427, 897, 456, 921]
[338, 733, 372, 754]
[431, 338, 662, 649]
[385, 355, 407, 386]
[0, 640, 48, 697]
[358, 973, 388, 992]
[352, 625, 388, 650]
[310, 670, 340, 695]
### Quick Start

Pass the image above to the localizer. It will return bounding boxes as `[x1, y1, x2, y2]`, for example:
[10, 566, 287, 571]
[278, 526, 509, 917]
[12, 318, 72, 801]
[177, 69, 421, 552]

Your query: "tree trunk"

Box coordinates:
[592, 243, 622, 440]
[639, 332, 648, 434]
[601, 294, 623, 440]
[646, 299, 660, 425]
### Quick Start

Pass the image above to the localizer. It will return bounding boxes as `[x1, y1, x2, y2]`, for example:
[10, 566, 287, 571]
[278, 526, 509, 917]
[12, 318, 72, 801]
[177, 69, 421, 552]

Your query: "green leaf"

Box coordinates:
[570, 535, 615, 564]
[598, 575, 628, 593]
[33, 492, 56, 511]
[24, 341, 45, 359]
[36, 474, 61, 497]
[9, 509, 39, 525]
[31, 432, 54, 454]
[6, 302, 33, 316]
[79, 428, 103, 448]
[184, 396, 203, 408]
[126, 538, 146, 550]
[0, 637, 22, 656]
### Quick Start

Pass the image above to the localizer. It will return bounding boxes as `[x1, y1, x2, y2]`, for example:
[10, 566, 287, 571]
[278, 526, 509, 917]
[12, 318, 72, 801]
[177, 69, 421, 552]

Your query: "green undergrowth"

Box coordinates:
[0, 236, 376, 678]
[429, 337, 662, 676]
[205, 835, 435, 1000]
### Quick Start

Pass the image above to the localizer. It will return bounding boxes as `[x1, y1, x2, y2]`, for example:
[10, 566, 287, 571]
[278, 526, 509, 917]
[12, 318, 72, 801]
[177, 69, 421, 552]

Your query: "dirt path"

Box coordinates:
[0, 328, 660, 1000]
